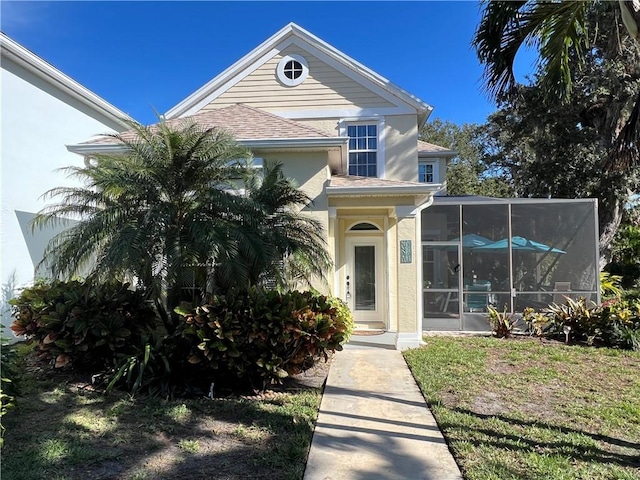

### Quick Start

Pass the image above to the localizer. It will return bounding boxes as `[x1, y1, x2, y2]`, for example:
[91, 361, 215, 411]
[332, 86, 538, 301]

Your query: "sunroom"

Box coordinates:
[421, 196, 600, 332]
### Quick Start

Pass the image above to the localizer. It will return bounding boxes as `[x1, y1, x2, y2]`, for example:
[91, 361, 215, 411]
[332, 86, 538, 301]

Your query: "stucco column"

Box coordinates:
[393, 206, 422, 350]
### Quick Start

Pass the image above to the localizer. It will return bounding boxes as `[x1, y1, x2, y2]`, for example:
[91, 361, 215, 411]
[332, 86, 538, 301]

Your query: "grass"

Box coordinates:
[404, 336, 640, 480]
[1, 357, 325, 480]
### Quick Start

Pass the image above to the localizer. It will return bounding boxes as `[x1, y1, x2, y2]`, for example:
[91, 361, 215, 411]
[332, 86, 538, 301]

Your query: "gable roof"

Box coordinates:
[165, 23, 433, 125]
[68, 103, 346, 154]
[1, 32, 131, 130]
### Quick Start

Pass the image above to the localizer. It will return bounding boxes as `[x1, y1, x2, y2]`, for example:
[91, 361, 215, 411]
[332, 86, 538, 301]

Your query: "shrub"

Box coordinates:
[522, 307, 548, 336]
[487, 305, 518, 338]
[545, 297, 603, 344]
[9, 280, 157, 369]
[0, 326, 16, 447]
[176, 288, 353, 390]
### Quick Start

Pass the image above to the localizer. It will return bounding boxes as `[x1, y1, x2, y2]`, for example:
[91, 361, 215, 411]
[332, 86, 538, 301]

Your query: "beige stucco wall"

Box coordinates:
[385, 115, 419, 182]
[294, 115, 418, 181]
[254, 149, 332, 294]
[204, 45, 395, 113]
[395, 215, 418, 333]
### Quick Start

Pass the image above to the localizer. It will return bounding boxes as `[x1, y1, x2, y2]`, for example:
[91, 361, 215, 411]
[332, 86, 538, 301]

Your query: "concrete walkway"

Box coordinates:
[304, 345, 463, 480]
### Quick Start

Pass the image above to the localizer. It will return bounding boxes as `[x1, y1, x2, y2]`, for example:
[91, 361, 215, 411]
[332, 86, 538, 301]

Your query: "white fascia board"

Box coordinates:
[165, 44, 285, 119]
[326, 184, 441, 196]
[290, 38, 427, 115]
[67, 137, 347, 156]
[66, 143, 128, 155]
[240, 137, 347, 149]
[287, 25, 433, 115]
[164, 22, 432, 119]
[165, 26, 300, 118]
[1, 33, 132, 130]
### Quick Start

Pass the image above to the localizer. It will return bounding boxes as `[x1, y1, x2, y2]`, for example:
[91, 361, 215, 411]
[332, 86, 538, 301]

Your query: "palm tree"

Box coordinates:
[33, 119, 255, 330]
[34, 120, 333, 330]
[213, 160, 332, 291]
[473, 0, 640, 169]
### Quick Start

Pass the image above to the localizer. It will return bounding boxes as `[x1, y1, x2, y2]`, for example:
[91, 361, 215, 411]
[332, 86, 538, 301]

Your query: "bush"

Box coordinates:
[9, 280, 157, 369]
[487, 305, 517, 338]
[0, 327, 16, 447]
[176, 288, 353, 390]
[521, 294, 640, 351]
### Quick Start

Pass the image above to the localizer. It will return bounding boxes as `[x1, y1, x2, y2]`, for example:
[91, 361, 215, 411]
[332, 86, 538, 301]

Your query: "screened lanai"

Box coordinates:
[421, 196, 600, 331]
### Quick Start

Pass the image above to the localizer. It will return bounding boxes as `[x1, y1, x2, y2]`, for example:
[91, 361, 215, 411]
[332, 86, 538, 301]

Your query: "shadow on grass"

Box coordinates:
[2, 377, 320, 480]
[443, 406, 640, 469]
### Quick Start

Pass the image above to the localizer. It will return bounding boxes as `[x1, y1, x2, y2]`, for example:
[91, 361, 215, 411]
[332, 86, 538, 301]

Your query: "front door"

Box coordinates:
[345, 236, 385, 325]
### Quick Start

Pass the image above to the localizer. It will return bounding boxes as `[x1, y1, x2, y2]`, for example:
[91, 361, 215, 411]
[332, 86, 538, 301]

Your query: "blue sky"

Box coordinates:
[2, 1, 537, 126]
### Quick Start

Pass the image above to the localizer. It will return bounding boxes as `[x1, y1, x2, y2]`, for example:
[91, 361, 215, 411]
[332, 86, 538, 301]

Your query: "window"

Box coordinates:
[276, 54, 308, 86]
[419, 161, 438, 183]
[348, 124, 377, 177]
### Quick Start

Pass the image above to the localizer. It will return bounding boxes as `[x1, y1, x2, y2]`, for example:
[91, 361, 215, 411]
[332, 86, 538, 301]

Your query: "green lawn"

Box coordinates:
[1, 363, 324, 480]
[404, 336, 640, 480]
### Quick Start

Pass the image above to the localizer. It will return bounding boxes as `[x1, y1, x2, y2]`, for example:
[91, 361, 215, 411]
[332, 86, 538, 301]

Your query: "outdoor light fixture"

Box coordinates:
[563, 325, 572, 344]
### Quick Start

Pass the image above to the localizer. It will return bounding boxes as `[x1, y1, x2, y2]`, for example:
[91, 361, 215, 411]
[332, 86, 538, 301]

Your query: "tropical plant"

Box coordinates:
[213, 160, 332, 292]
[545, 297, 603, 344]
[0, 327, 16, 447]
[487, 305, 518, 338]
[176, 288, 353, 391]
[32, 120, 331, 331]
[10, 280, 157, 369]
[32, 120, 252, 330]
[522, 306, 548, 336]
[474, 0, 640, 170]
[600, 272, 624, 299]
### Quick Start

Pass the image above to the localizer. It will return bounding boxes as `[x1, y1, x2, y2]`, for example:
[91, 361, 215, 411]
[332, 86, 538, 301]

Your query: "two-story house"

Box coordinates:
[72, 23, 454, 349]
[71, 23, 600, 348]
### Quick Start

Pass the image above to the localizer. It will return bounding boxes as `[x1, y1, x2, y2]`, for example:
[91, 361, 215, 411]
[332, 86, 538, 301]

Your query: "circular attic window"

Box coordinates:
[276, 54, 309, 86]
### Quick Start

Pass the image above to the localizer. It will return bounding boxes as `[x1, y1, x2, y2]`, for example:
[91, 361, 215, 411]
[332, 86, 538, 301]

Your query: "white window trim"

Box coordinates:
[418, 160, 439, 184]
[276, 54, 309, 86]
[339, 117, 386, 179]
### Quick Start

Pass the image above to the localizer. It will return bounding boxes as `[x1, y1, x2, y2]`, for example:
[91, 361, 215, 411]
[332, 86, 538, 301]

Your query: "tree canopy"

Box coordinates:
[476, 3, 640, 265]
[420, 118, 513, 197]
[474, 0, 640, 170]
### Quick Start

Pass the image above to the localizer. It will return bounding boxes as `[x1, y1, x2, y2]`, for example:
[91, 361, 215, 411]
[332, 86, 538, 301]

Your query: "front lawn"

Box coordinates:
[404, 336, 640, 480]
[1, 359, 327, 480]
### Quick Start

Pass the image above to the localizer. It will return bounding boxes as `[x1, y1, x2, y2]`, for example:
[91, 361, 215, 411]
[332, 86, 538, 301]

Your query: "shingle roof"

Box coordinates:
[417, 139, 453, 154]
[82, 104, 332, 145]
[329, 175, 427, 188]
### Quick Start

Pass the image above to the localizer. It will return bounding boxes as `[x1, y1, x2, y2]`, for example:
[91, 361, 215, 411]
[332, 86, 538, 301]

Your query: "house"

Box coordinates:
[71, 23, 600, 348]
[0, 33, 131, 329]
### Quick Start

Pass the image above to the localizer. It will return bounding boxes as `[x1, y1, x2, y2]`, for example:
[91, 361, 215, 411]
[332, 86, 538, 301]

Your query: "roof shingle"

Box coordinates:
[82, 104, 333, 145]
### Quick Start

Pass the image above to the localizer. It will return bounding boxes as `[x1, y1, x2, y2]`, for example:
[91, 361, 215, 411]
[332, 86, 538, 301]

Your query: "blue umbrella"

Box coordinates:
[473, 236, 565, 254]
[452, 234, 494, 248]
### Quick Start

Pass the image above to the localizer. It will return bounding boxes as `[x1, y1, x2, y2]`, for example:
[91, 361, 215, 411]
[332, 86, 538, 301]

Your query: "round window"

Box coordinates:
[276, 54, 309, 86]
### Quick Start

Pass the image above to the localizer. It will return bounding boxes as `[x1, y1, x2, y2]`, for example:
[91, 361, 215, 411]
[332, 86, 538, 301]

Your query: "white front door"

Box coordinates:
[345, 236, 385, 325]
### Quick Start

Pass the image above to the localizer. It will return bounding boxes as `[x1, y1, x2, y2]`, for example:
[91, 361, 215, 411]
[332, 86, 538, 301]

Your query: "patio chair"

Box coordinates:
[465, 281, 491, 312]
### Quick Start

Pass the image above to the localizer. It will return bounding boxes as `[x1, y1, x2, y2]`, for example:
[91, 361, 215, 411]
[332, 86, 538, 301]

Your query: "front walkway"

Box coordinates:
[304, 345, 463, 480]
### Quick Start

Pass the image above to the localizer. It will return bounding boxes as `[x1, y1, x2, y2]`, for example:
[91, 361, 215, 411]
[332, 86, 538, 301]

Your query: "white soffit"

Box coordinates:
[165, 22, 433, 120]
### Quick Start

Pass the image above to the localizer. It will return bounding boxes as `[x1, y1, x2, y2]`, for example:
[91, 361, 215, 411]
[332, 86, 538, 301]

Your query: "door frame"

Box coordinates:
[344, 235, 386, 326]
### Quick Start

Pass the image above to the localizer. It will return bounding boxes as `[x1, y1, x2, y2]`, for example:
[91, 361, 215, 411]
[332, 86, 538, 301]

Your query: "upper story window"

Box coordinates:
[276, 54, 309, 86]
[419, 161, 438, 183]
[348, 124, 377, 177]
